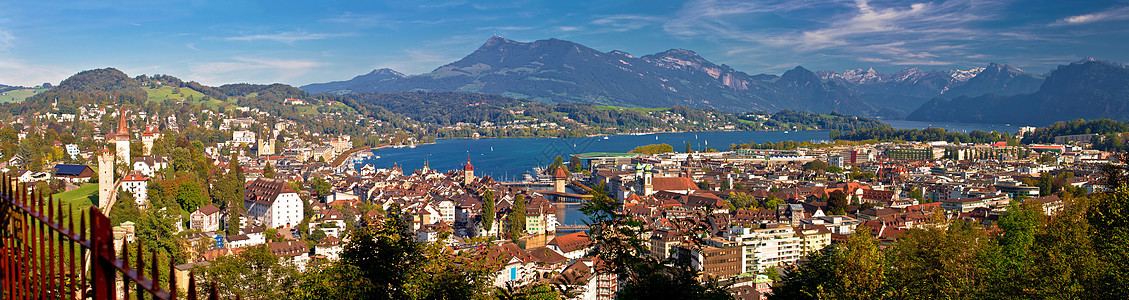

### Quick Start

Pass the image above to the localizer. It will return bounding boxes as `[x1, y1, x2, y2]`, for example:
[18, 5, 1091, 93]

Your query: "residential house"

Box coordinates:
[189, 204, 222, 232]
[244, 178, 305, 229]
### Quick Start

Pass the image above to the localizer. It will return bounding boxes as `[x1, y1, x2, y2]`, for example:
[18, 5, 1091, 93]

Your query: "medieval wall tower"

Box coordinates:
[113, 108, 131, 163]
[98, 148, 115, 209]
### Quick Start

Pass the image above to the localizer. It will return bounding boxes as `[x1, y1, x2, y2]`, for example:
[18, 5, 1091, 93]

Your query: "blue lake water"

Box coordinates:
[885, 120, 1028, 134]
[359, 130, 829, 181]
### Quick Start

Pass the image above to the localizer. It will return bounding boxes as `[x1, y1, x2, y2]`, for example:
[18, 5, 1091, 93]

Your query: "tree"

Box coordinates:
[632, 143, 673, 155]
[885, 221, 989, 298]
[803, 160, 828, 172]
[569, 156, 583, 172]
[293, 206, 494, 299]
[727, 191, 757, 210]
[509, 194, 526, 239]
[200, 245, 299, 299]
[827, 190, 848, 215]
[482, 190, 495, 235]
[310, 176, 332, 202]
[983, 201, 1041, 298]
[263, 162, 276, 178]
[177, 179, 208, 212]
[109, 191, 141, 226]
[686, 141, 693, 153]
[580, 183, 730, 299]
[1087, 181, 1129, 299]
[769, 226, 885, 300]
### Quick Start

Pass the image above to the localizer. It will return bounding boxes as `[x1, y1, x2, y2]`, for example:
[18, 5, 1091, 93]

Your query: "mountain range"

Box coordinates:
[907, 58, 1129, 125]
[302, 36, 1048, 118]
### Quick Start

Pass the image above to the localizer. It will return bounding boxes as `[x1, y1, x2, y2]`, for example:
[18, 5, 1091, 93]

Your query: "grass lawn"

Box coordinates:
[0, 88, 48, 103]
[53, 183, 97, 210]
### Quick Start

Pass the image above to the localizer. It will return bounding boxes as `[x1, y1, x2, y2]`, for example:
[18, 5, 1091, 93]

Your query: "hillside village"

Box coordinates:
[3, 86, 1118, 299]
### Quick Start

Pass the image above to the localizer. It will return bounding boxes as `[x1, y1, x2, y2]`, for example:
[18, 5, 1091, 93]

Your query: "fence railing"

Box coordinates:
[0, 174, 220, 299]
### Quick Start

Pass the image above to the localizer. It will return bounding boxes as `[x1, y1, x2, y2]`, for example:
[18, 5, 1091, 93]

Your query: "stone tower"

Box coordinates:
[113, 108, 131, 163]
[140, 125, 160, 156]
[463, 159, 474, 185]
[98, 148, 115, 209]
[552, 166, 568, 193]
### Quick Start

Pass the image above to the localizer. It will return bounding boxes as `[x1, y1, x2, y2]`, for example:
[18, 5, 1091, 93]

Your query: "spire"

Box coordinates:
[116, 107, 129, 136]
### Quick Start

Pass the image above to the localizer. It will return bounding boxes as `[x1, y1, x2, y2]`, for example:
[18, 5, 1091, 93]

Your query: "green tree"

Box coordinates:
[482, 190, 495, 234]
[983, 201, 1041, 297]
[508, 194, 526, 239]
[309, 176, 332, 202]
[294, 206, 493, 299]
[569, 156, 583, 172]
[727, 191, 757, 210]
[109, 192, 141, 226]
[580, 183, 731, 299]
[827, 190, 848, 215]
[769, 226, 885, 299]
[177, 179, 208, 212]
[263, 162, 276, 178]
[200, 245, 299, 299]
[886, 220, 989, 299]
[632, 143, 674, 155]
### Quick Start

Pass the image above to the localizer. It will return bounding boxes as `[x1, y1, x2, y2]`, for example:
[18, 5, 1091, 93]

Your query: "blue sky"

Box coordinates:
[1, 0, 1127, 87]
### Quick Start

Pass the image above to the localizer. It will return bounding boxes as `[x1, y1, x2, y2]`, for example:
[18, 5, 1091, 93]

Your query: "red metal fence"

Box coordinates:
[0, 175, 219, 299]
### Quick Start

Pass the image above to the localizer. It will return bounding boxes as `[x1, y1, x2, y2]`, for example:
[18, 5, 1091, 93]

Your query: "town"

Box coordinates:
[8, 94, 1122, 299]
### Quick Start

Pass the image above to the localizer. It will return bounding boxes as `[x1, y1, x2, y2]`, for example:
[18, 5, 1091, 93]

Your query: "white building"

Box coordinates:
[120, 172, 149, 208]
[728, 224, 803, 273]
[244, 178, 304, 229]
[233, 130, 257, 145]
[189, 204, 222, 232]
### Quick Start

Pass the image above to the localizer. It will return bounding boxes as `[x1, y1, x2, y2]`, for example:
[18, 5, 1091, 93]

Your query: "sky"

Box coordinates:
[1, 0, 1128, 87]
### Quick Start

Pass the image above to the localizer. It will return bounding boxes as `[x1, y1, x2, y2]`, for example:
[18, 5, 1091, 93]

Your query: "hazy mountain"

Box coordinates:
[305, 37, 1062, 118]
[301, 68, 406, 94]
[302, 36, 883, 115]
[907, 59, 1129, 125]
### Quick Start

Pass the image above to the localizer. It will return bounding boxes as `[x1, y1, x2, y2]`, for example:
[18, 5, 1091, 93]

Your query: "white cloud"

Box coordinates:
[591, 15, 660, 32]
[189, 57, 325, 85]
[665, 0, 1003, 68]
[557, 26, 582, 32]
[0, 58, 73, 87]
[1054, 6, 1129, 26]
[224, 31, 354, 44]
[0, 29, 13, 51]
[377, 49, 461, 75]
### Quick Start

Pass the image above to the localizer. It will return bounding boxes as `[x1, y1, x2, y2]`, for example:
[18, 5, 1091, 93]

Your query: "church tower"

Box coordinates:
[463, 159, 474, 185]
[642, 164, 654, 196]
[114, 108, 131, 163]
[98, 148, 115, 209]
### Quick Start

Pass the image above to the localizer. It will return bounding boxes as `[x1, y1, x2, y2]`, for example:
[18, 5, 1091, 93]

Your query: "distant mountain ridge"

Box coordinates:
[302, 36, 1055, 118]
[907, 59, 1129, 125]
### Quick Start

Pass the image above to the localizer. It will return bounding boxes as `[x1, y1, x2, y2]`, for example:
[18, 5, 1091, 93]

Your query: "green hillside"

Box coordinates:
[0, 88, 49, 103]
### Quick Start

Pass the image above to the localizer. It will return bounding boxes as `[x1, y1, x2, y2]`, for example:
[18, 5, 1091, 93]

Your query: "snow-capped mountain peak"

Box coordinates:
[949, 67, 984, 82]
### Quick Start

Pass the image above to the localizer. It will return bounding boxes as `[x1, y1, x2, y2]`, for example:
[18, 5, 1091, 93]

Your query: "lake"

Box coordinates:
[358, 130, 830, 181]
[885, 120, 1029, 134]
